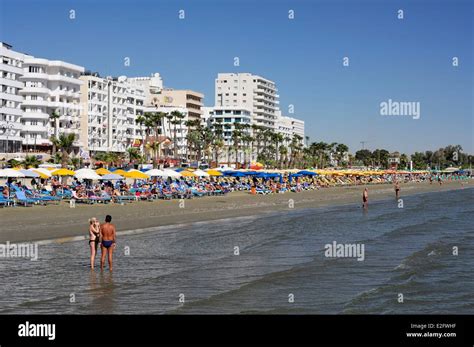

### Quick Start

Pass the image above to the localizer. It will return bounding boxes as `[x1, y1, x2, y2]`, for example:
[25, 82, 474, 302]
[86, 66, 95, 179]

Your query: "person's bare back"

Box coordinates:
[100, 215, 116, 271]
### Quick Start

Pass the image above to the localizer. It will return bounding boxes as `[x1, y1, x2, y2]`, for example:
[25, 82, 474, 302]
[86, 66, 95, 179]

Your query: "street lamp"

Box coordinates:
[0, 121, 15, 154]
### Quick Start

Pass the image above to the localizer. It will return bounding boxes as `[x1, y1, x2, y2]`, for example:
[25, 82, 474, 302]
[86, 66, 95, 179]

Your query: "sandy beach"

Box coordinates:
[0, 180, 470, 243]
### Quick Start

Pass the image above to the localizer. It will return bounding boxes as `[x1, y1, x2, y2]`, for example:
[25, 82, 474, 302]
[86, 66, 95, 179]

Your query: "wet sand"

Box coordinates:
[0, 180, 470, 243]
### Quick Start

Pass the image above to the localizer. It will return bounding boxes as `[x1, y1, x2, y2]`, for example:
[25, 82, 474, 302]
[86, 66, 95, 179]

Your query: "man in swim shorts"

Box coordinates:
[100, 215, 116, 271]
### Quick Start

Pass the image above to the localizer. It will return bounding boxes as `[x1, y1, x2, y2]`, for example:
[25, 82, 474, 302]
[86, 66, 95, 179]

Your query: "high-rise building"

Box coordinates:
[20, 55, 84, 152]
[215, 73, 279, 130]
[0, 42, 24, 154]
[79, 74, 145, 154]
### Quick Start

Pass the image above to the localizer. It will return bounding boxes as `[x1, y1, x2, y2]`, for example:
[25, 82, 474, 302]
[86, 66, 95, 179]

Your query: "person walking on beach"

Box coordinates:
[362, 188, 368, 209]
[100, 215, 116, 271]
[394, 181, 400, 200]
[88, 217, 101, 269]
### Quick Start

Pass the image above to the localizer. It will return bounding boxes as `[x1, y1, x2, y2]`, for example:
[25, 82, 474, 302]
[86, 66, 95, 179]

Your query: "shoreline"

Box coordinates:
[0, 180, 470, 243]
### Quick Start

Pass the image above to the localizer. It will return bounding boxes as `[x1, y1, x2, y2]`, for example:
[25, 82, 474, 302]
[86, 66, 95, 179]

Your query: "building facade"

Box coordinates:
[215, 73, 279, 130]
[20, 55, 84, 152]
[0, 42, 24, 154]
[80, 74, 145, 154]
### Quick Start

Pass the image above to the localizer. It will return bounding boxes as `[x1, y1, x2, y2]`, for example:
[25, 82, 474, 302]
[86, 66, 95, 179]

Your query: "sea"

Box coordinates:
[0, 187, 472, 314]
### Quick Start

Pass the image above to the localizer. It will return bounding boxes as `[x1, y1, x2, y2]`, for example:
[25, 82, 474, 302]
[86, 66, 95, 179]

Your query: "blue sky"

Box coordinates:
[1, 0, 472, 154]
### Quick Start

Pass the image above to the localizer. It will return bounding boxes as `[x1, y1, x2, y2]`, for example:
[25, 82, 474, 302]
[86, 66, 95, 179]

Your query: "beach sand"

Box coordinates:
[0, 180, 470, 243]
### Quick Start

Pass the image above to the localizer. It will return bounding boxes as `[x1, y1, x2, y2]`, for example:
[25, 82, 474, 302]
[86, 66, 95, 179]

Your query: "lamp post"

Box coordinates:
[0, 121, 15, 156]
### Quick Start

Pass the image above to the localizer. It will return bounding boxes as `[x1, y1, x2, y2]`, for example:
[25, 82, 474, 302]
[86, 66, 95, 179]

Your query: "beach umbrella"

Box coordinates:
[0, 168, 25, 178]
[192, 169, 209, 177]
[95, 168, 111, 175]
[99, 173, 125, 180]
[124, 170, 150, 179]
[31, 168, 52, 178]
[206, 169, 223, 176]
[227, 171, 246, 177]
[74, 169, 102, 180]
[162, 169, 182, 178]
[174, 168, 185, 172]
[29, 169, 50, 179]
[19, 169, 40, 178]
[144, 169, 165, 177]
[111, 169, 127, 176]
[298, 170, 318, 176]
[51, 168, 75, 176]
[180, 170, 197, 177]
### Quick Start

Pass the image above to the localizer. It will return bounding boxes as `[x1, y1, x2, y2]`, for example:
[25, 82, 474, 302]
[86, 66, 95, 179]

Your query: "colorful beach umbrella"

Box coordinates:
[123, 170, 150, 179]
[180, 170, 197, 177]
[99, 173, 124, 180]
[51, 168, 75, 176]
[206, 169, 223, 176]
[112, 169, 127, 176]
[193, 169, 209, 177]
[144, 169, 165, 177]
[19, 169, 40, 178]
[31, 168, 52, 178]
[0, 168, 25, 178]
[95, 168, 110, 175]
[74, 169, 102, 180]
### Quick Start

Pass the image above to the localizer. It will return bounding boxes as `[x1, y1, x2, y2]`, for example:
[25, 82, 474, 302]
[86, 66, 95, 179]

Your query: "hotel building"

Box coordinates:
[80, 74, 145, 154]
[215, 73, 279, 130]
[19, 55, 84, 152]
[0, 42, 24, 154]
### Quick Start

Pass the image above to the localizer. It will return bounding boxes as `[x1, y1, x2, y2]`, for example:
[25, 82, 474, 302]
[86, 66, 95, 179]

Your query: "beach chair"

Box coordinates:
[0, 195, 15, 207]
[14, 191, 36, 207]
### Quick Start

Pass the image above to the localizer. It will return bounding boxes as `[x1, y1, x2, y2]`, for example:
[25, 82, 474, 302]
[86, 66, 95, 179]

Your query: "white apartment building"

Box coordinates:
[291, 117, 305, 141]
[0, 42, 24, 154]
[204, 106, 253, 163]
[276, 113, 305, 145]
[19, 55, 84, 151]
[80, 74, 145, 154]
[128, 73, 163, 105]
[215, 73, 279, 130]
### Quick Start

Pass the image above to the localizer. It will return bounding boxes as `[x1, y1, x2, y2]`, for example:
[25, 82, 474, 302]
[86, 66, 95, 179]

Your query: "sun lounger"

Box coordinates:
[0, 195, 15, 207]
[14, 191, 36, 207]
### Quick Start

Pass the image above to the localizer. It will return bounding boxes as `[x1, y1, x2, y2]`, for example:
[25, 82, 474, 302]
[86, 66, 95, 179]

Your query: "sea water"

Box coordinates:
[0, 188, 472, 314]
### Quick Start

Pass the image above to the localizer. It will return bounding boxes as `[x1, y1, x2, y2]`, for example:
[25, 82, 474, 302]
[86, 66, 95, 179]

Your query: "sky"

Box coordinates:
[1, 0, 472, 155]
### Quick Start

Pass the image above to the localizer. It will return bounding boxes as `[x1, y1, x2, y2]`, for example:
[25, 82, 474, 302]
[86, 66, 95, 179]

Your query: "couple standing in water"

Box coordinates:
[89, 215, 116, 271]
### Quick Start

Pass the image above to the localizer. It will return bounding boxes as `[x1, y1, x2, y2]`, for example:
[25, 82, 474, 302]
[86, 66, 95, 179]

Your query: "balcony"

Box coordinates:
[21, 99, 50, 107]
[48, 74, 82, 85]
[1, 63, 23, 75]
[20, 72, 49, 81]
[0, 92, 23, 103]
[21, 124, 48, 133]
[22, 111, 49, 120]
[0, 106, 23, 116]
[0, 77, 24, 89]
[19, 86, 50, 95]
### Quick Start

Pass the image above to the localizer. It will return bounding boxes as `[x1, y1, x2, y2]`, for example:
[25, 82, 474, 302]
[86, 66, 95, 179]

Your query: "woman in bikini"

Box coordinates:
[88, 217, 101, 269]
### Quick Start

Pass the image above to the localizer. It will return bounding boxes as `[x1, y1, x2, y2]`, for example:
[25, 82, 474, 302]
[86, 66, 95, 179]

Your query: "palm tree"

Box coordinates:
[57, 133, 76, 168]
[232, 123, 244, 167]
[127, 147, 141, 165]
[22, 155, 41, 169]
[170, 110, 184, 159]
[279, 146, 288, 169]
[49, 110, 60, 156]
[69, 157, 81, 170]
[135, 114, 146, 156]
[146, 141, 161, 169]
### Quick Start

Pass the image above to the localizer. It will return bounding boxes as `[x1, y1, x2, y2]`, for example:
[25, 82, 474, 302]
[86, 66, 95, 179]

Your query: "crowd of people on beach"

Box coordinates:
[0, 171, 470, 208]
